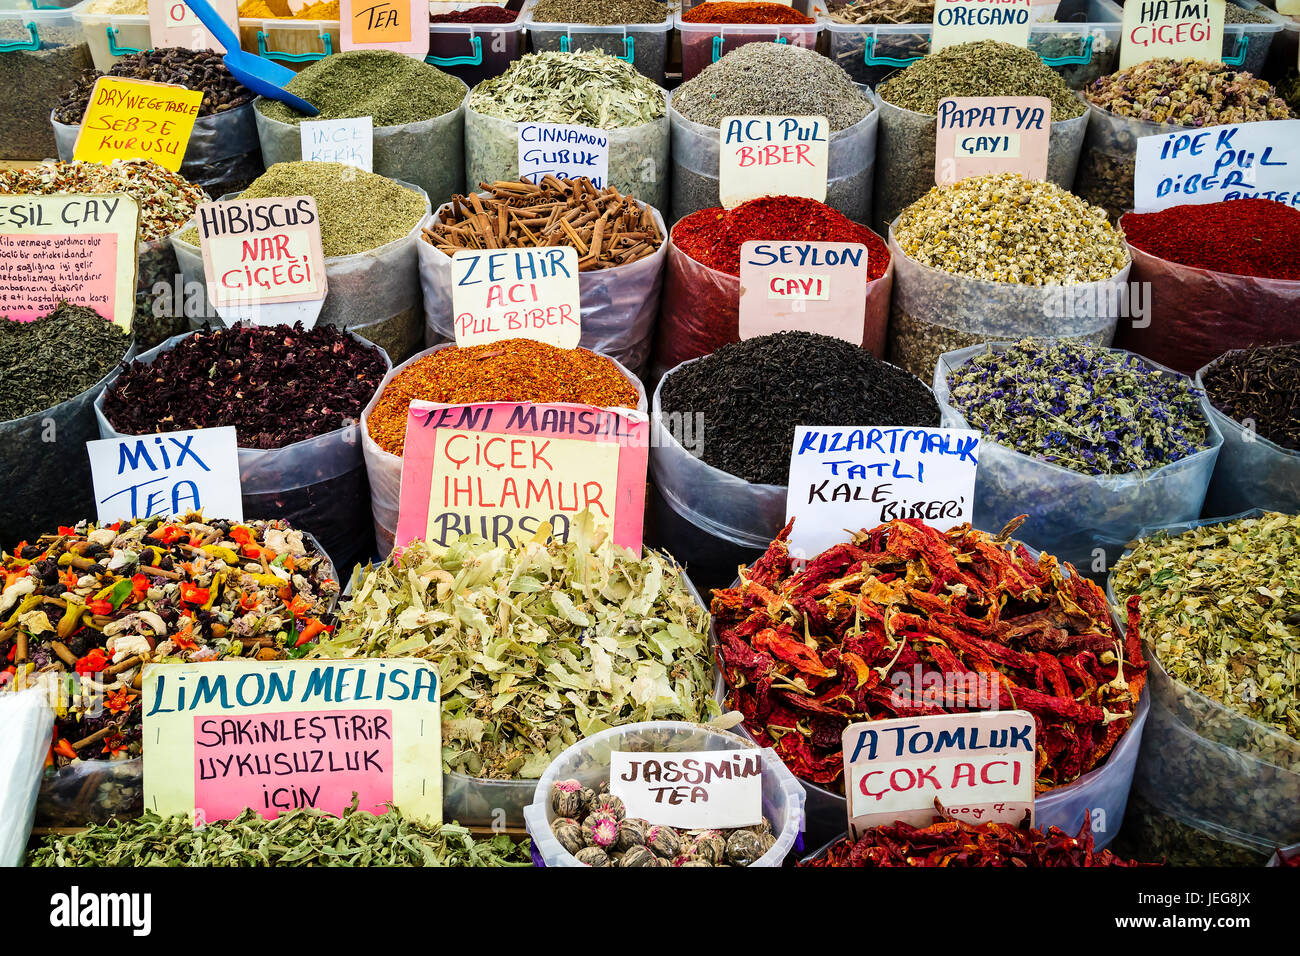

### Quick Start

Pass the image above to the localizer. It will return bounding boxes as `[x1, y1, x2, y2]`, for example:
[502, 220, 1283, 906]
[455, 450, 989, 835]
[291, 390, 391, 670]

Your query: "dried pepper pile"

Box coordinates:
[0, 514, 339, 764]
[712, 519, 1146, 792]
[801, 816, 1151, 867]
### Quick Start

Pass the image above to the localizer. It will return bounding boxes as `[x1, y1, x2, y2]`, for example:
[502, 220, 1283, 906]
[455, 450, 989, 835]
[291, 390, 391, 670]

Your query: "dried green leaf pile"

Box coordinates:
[314, 515, 719, 779]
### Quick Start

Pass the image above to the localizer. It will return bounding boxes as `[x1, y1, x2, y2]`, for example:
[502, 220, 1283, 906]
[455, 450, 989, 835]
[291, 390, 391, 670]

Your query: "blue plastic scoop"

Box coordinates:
[183, 0, 319, 115]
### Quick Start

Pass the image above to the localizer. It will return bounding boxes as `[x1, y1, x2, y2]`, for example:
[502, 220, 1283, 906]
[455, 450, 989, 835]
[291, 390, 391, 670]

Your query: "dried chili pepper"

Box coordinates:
[712, 518, 1147, 794]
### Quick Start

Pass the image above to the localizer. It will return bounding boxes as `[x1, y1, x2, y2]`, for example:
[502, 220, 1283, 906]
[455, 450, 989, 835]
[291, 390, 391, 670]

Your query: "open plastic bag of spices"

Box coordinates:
[464, 102, 671, 218]
[1072, 104, 1180, 222]
[170, 181, 431, 364]
[933, 342, 1220, 573]
[52, 104, 264, 198]
[360, 343, 648, 556]
[417, 202, 666, 376]
[871, 93, 1088, 237]
[668, 103, 878, 225]
[35, 756, 144, 829]
[93, 331, 391, 576]
[887, 228, 1128, 380]
[1193, 356, 1300, 516]
[254, 96, 467, 210]
[0, 688, 54, 866]
[0, 4, 91, 160]
[1112, 241, 1300, 378]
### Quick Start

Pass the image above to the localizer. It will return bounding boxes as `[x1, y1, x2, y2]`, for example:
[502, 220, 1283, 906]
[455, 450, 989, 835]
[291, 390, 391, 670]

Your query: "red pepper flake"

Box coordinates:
[1121, 198, 1300, 280]
[681, 1, 814, 23]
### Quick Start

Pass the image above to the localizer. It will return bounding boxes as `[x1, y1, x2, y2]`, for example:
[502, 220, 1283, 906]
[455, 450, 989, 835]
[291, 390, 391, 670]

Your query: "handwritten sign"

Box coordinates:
[1133, 120, 1300, 211]
[609, 750, 764, 830]
[73, 77, 203, 172]
[0, 194, 139, 330]
[143, 659, 442, 823]
[340, 0, 430, 58]
[718, 115, 829, 208]
[395, 401, 648, 551]
[737, 241, 868, 344]
[842, 712, 1036, 837]
[451, 247, 581, 349]
[87, 426, 243, 524]
[785, 425, 980, 560]
[1120, 0, 1225, 69]
[196, 196, 327, 327]
[300, 116, 374, 171]
[148, 0, 238, 50]
[935, 96, 1051, 185]
[517, 123, 610, 188]
[932, 0, 1032, 52]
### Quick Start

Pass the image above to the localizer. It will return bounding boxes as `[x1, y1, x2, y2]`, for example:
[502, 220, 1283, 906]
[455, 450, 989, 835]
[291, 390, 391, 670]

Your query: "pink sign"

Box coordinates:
[934, 96, 1052, 186]
[193, 708, 394, 821]
[737, 240, 869, 345]
[340, 0, 430, 58]
[395, 401, 649, 552]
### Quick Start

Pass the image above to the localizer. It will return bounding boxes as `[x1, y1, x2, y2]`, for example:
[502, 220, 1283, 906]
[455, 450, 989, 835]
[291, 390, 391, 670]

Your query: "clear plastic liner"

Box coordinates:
[417, 198, 667, 375]
[933, 341, 1220, 572]
[361, 343, 647, 555]
[886, 227, 1128, 379]
[1114, 238, 1300, 377]
[0, 4, 91, 160]
[1073, 104, 1184, 222]
[252, 95, 467, 206]
[651, 235, 894, 382]
[463, 100, 670, 216]
[872, 91, 1089, 236]
[93, 330, 391, 576]
[525, 720, 806, 866]
[1194, 356, 1300, 516]
[35, 756, 143, 828]
[0, 688, 55, 866]
[1119, 790, 1276, 867]
[668, 101, 878, 225]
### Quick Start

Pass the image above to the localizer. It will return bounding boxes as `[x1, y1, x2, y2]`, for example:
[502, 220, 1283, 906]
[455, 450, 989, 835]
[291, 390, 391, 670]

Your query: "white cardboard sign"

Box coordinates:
[718, 115, 829, 208]
[87, 426, 243, 524]
[609, 749, 764, 829]
[737, 241, 869, 344]
[300, 117, 374, 172]
[1133, 120, 1300, 212]
[148, 0, 238, 51]
[451, 247, 581, 349]
[785, 425, 980, 561]
[517, 123, 610, 188]
[931, 0, 1032, 52]
[1120, 0, 1225, 69]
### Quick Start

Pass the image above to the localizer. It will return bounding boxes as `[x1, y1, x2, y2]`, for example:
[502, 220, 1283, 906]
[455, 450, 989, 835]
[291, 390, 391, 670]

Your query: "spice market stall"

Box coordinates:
[675, 1, 821, 82]
[523, 0, 674, 85]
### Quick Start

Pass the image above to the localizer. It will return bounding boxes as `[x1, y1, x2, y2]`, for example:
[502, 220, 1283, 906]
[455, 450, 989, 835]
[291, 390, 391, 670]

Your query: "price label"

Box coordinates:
[1120, 0, 1225, 69]
[935, 97, 1051, 185]
[718, 115, 829, 208]
[340, 0, 430, 58]
[0, 194, 139, 330]
[73, 77, 203, 172]
[517, 123, 610, 188]
[931, 0, 1032, 52]
[143, 659, 442, 824]
[301, 116, 374, 171]
[148, 0, 238, 50]
[784, 425, 980, 561]
[1133, 120, 1300, 212]
[737, 241, 869, 345]
[196, 196, 327, 327]
[842, 712, 1036, 838]
[87, 426, 243, 524]
[395, 400, 649, 551]
[609, 750, 764, 830]
[451, 247, 581, 349]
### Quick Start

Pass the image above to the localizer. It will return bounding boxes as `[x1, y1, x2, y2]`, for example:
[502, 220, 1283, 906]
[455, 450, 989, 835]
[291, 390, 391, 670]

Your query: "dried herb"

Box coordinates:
[1084, 58, 1291, 125]
[658, 331, 938, 486]
[826, 0, 933, 23]
[530, 0, 667, 24]
[313, 514, 720, 779]
[0, 23, 90, 160]
[27, 801, 533, 866]
[0, 303, 129, 422]
[1115, 793, 1272, 867]
[429, 4, 518, 21]
[53, 49, 254, 125]
[1202, 344, 1300, 451]
[469, 51, 665, 128]
[713, 518, 1146, 792]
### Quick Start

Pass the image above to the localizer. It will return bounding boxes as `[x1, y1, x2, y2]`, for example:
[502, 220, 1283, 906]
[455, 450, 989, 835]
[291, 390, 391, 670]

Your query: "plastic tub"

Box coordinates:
[668, 99, 878, 225]
[236, 15, 339, 71]
[1222, 13, 1283, 75]
[871, 90, 1089, 237]
[676, 16, 820, 83]
[73, 8, 147, 70]
[934, 341, 1221, 572]
[360, 342, 648, 555]
[524, 0, 672, 85]
[0, 1, 92, 160]
[417, 197, 667, 375]
[524, 720, 806, 866]
[253, 92, 467, 206]
[1113, 237, 1300, 377]
[885, 227, 1129, 380]
[427, 16, 524, 86]
[1194, 354, 1300, 516]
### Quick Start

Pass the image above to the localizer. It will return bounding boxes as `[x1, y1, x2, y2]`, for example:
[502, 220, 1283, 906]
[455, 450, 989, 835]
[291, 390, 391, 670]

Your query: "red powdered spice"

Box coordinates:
[681, 1, 814, 23]
[671, 196, 889, 278]
[428, 3, 517, 22]
[1120, 198, 1300, 280]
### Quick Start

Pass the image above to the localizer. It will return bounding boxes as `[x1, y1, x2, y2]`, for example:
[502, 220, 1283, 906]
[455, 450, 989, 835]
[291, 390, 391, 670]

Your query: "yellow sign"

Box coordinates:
[73, 77, 204, 172]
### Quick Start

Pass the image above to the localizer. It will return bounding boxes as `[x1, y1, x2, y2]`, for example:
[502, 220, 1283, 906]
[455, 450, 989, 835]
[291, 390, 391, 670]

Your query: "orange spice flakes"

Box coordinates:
[366, 339, 640, 455]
